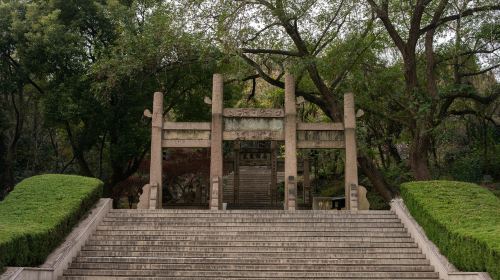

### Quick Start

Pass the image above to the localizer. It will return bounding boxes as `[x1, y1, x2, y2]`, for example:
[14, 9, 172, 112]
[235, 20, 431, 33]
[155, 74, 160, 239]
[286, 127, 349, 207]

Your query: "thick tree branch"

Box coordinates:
[367, 0, 406, 53]
[241, 48, 301, 57]
[448, 109, 498, 126]
[420, 5, 500, 34]
[459, 64, 500, 77]
[239, 53, 284, 88]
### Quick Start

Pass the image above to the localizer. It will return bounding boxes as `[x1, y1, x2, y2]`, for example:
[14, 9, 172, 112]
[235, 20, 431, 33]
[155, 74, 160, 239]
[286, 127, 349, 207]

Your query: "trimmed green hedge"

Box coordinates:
[401, 181, 500, 280]
[0, 174, 102, 271]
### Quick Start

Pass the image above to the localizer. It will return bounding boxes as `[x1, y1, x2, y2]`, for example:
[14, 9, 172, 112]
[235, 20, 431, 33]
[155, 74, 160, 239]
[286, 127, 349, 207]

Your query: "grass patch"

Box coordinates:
[401, 181, 500, 280]
[0, 174, 102, 271]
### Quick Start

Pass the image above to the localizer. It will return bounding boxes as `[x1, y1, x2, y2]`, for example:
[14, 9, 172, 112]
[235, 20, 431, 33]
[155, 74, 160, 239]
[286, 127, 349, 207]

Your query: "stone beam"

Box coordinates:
[163, 122, 211, 130]
[297, 123, 344, 131]
[223, 131, 284, 141]
[162, 139, 210, 148]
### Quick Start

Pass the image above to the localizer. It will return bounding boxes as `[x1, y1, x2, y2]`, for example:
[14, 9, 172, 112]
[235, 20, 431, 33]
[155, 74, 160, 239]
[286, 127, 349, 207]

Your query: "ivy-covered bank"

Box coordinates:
[0, 175, 102, 271]
[401, 181, 500, 280]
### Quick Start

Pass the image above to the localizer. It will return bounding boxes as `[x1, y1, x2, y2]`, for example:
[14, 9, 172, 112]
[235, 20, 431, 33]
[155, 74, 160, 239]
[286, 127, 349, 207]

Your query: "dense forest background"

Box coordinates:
[1, 0, 499, 204]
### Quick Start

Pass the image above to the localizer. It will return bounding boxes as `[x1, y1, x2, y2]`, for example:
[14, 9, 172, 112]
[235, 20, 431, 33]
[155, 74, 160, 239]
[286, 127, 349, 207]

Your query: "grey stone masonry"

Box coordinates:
[60, 209, 442, 279]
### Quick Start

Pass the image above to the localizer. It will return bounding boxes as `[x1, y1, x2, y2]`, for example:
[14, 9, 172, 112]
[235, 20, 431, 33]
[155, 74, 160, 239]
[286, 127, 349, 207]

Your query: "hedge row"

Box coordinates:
[0, 174, 103, 271]
[401, 181, 500, 280]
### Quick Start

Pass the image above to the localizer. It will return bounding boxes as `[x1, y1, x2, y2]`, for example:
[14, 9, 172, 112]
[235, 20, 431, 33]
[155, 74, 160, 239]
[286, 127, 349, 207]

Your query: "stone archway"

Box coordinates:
[138, 73, 359, 210]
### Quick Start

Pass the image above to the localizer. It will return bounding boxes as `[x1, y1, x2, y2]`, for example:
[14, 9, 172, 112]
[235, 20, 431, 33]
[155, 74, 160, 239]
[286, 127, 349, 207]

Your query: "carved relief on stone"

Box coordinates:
[223, 130, 284, 141]
[223, 108, 284, 118]
[224, 118, 283, 131]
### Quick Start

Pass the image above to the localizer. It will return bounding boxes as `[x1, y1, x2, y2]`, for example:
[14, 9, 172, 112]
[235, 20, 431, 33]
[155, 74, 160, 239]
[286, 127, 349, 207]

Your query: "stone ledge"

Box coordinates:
[390, 198, 492, 280]
[1, 198, 112, 280]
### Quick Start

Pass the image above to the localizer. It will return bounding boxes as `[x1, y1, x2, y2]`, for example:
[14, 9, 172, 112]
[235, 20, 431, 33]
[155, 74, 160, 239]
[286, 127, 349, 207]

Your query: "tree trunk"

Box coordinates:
[357, 154, 395, 202]
[409, 133, 432, 180]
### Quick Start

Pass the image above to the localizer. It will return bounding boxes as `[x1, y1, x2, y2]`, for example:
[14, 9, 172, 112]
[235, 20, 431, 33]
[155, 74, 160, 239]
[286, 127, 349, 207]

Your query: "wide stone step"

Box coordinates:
[63, 269, 439, 278]
[107, 209, 394, 214]
[73, 256, 431, 266]
[81, 245, 421, 254]
[60, 208, 440, 279]
[86, 240, 418, 248]
[68, 262, 435, 272]
[61, 276, 440, 280]
[104, 213, 397, 219]
[102, 217, 400, 223]
[99, 222, 404, 228]
[95, 226, 408, 232]
[89, 235, 413, 242]
[77, 251, 428, 259]
[93, 229, 408, 236]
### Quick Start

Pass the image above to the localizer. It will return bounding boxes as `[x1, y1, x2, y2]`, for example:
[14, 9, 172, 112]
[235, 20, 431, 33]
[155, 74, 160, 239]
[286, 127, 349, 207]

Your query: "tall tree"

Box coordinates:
[367, 0, 500, 179]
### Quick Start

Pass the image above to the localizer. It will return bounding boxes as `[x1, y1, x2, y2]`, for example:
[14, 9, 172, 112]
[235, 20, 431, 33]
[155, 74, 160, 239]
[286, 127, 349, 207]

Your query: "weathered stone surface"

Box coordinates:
[224, 118, 283, 131]
[223, 108, 284, 118]
[358, 185, 370, 210]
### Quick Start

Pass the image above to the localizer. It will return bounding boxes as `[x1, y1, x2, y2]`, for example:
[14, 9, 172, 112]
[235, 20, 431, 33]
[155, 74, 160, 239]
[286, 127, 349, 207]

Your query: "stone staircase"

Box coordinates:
[223, 166, 284, 208]
[61, 209, 441, 279]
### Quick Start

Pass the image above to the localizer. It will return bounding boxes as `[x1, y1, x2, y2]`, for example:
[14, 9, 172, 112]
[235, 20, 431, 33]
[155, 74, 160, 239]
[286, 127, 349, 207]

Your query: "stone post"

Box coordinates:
[149, 92, 164, 209]
[270, 141, 277, 205]
[284, 74, 297, 210]
[210, 74, 224, 210]
[233, 140, 240, 204]
[344, 92, 358, 210]
[303, 156, 310, 204]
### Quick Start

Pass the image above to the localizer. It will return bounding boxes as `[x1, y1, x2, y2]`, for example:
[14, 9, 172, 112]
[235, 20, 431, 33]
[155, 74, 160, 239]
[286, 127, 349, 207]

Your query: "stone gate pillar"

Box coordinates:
[210, 74, 224, 210]
[284, 74, 297, 210]
[344, 92, 358, 210]
[150, 92, 164, 209]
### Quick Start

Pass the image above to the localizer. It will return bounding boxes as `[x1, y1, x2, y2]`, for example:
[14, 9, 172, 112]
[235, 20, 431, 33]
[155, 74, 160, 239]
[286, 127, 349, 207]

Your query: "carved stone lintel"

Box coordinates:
[223, 108, 284, 118]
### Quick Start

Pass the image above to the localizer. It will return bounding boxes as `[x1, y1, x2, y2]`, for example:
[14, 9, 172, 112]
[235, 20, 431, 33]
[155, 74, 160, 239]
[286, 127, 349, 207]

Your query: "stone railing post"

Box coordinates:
[210, 74, 223, 210]
[344, 92, 358, 210]
[284, 74, 297, 210]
